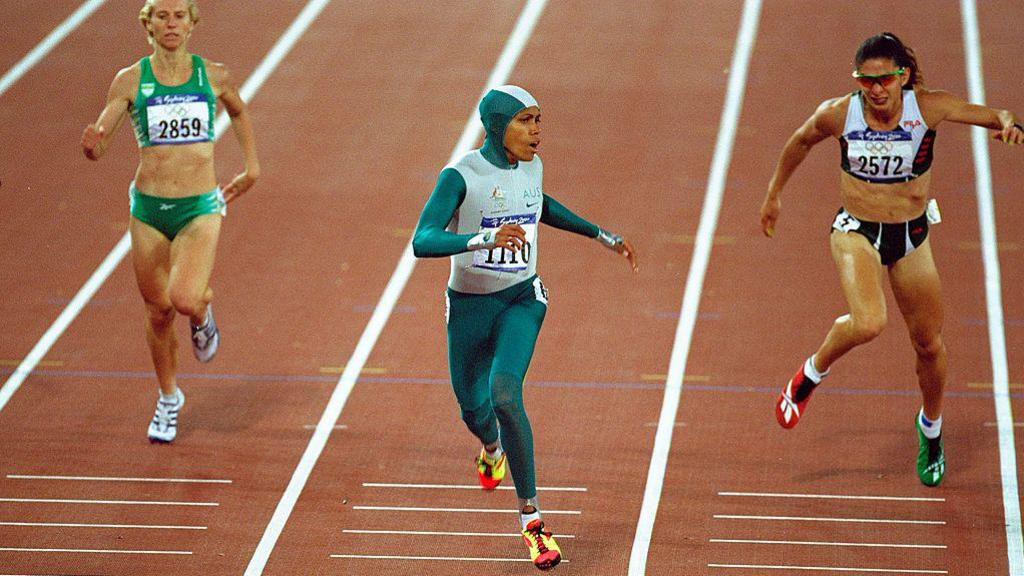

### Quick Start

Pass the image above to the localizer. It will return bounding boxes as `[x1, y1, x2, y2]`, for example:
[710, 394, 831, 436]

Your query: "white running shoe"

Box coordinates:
[147, 388, 185, 443]
[191, 304, 219, 363]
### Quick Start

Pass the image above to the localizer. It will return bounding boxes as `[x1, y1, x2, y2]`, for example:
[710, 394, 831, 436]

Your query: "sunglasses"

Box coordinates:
[852, 68, 905, 89]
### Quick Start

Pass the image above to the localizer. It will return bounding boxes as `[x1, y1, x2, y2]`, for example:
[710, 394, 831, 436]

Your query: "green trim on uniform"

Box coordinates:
[446, 275, 549, 500]
[129, 184, 225, 240]
[130, 54, 216, 148]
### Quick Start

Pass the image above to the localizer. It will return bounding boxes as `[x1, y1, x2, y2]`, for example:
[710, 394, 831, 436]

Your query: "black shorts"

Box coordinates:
[831, 207, 929, 266]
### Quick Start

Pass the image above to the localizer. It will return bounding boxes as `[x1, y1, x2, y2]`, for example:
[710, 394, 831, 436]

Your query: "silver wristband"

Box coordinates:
[596, 229, 623, 249]
[467, 230, 496, 251]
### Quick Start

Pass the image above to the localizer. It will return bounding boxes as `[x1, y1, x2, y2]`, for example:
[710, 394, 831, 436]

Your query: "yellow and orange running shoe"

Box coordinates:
[522, 519, 561, 571]
[476, 448, 507, 490]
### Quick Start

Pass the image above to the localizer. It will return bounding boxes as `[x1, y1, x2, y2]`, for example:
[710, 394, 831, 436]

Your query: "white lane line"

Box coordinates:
[352, 505, 580, 515]
[960, 2, 1024, 574]
[7, 474, 231, 484]
[718, 491, 944, 502]
[708, 564, 946, 574]
[628, 1, 762, 574]
[710, 538, 945, 549]
[343, 529, 575, 539]
[0, 0, 329, 416]
[243, 2, 548, 574]
[302, 424, 347, 430]
[0, 547, 191, 556]
[713, 514, 944, 525]
[330, 554, 569, 564]
[0, 521, 206, 530]
[362, 482, 586, 492]
[0, 0, 107, 98]
[0, 498, 216, 507]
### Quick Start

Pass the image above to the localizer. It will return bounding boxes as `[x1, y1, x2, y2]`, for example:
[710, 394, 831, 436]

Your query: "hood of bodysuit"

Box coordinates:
[479, 85, 539, 169]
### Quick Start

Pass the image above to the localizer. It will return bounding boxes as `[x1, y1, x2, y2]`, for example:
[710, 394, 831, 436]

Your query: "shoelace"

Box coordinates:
[192, 322, 213, 348]
[154, 397, 179, 428]
[525, 523, 549, 554]
[927, 437, 944, 464]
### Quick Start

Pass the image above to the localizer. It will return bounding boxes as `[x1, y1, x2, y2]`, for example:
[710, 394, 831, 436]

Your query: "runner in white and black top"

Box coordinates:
[759, 32, 1022, 487]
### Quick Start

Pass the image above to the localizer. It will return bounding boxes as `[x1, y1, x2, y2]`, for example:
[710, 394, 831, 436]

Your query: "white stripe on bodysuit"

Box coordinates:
[492, 85, 537, 108]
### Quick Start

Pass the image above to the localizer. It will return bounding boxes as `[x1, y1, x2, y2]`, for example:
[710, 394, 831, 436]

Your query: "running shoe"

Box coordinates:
[916, 417, 945, 487]
[147, 388, 185, 443]
[476, 447, 507, 490]
[775, 364, 817, 429]
[191, 304, 219, 363]
[521, 519, 561, 571]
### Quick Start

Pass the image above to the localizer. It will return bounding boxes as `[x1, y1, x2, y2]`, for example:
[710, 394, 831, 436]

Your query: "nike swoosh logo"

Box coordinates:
[526, 202, 539, 208]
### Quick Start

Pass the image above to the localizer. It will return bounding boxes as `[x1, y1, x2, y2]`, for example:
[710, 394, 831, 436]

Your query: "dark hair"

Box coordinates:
[855, 32, 923, 87]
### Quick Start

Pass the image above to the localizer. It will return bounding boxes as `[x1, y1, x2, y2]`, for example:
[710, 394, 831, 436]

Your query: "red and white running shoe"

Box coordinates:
[775, 366, 816, 429]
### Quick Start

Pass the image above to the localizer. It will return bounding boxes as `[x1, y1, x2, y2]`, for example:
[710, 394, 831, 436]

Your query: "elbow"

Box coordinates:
[412, 232, 428, 258]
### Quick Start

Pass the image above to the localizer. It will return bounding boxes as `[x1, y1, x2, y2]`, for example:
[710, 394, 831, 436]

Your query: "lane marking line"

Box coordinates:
[0, 360, 62, 367]
[710, 538, 945, 549]
[960, 2, 1024, 573]
[717, 491, 944, 502]
[330, 554, 569, 563]
[352, 505, 580, 515]
[708, 564, 946, 574]
[0, 498, 216, 507]
[361, 482, 585, 492]
[0, 521, 206, 530]
[0, 0, 330, 415]
[713, 514, 944, 525]
[0, 0, 107, 98]
[343, 529, 575, 539]
[629, 1, 762, 574]
[7, 474, 231, 484]
[242, 2, 548, 574]
[0, 547, 191, 555]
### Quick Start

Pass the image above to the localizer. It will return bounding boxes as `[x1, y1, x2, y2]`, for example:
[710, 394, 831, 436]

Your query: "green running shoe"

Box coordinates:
[916, 417, 945, 487]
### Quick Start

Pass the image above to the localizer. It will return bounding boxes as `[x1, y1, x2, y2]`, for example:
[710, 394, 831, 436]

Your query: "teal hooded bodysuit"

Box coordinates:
[413, 85, 600, 294]
[412, 86, 609, 504]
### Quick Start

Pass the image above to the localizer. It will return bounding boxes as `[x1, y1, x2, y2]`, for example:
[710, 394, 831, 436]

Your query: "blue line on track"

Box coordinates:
[0, 368, 1015, 399]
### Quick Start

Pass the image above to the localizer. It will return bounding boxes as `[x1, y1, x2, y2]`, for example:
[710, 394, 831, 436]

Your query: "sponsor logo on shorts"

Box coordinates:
[159, 203, 176, 211]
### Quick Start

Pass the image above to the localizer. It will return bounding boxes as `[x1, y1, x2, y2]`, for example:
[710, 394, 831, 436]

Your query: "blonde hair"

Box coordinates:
[139, 0, 200, 45]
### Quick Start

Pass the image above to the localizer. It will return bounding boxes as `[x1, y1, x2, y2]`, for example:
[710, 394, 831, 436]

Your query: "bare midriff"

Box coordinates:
[839, 169, 930, 223]
[134, 141, 217, 197]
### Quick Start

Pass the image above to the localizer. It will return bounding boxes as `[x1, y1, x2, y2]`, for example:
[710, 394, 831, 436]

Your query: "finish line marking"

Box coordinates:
[718, 491, 944, 503]
[362, 482, 586, 492]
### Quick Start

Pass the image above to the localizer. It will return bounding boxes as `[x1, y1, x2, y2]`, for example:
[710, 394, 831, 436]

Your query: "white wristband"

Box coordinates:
[596, 229, 623, 250]
[467, 230, 496, 251]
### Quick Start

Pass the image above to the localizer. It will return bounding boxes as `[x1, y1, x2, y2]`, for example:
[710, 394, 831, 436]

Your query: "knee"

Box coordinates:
[169, 286, 206, 318]
[145, 301, 175, 329]
[846, 313, 886, 343]
[491, 372, 526, 422]
[911, 333, 945, 360]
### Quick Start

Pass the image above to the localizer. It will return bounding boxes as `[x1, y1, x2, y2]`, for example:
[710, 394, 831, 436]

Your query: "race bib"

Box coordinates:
[846, 130, 914, 181]
[147, 93, 211, 144]
[472, 213, 537, 272]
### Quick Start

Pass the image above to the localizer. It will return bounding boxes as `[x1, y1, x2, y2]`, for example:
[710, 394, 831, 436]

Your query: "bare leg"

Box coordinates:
[813, 231, 889, 372]
[129, 218, 177, 395]
[169, 214, 222, 326]
[889, 239, 946, 419]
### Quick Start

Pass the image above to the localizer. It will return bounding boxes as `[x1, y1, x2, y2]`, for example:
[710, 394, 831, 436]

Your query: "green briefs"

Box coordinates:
[129, 183, 226, 240]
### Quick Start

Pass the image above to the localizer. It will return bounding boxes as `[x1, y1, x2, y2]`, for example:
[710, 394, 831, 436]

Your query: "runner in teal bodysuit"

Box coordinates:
[413, 85, 637, 570]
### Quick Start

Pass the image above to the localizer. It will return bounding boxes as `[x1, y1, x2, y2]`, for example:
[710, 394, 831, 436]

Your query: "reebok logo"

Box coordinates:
[159, 203, 176, 211]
